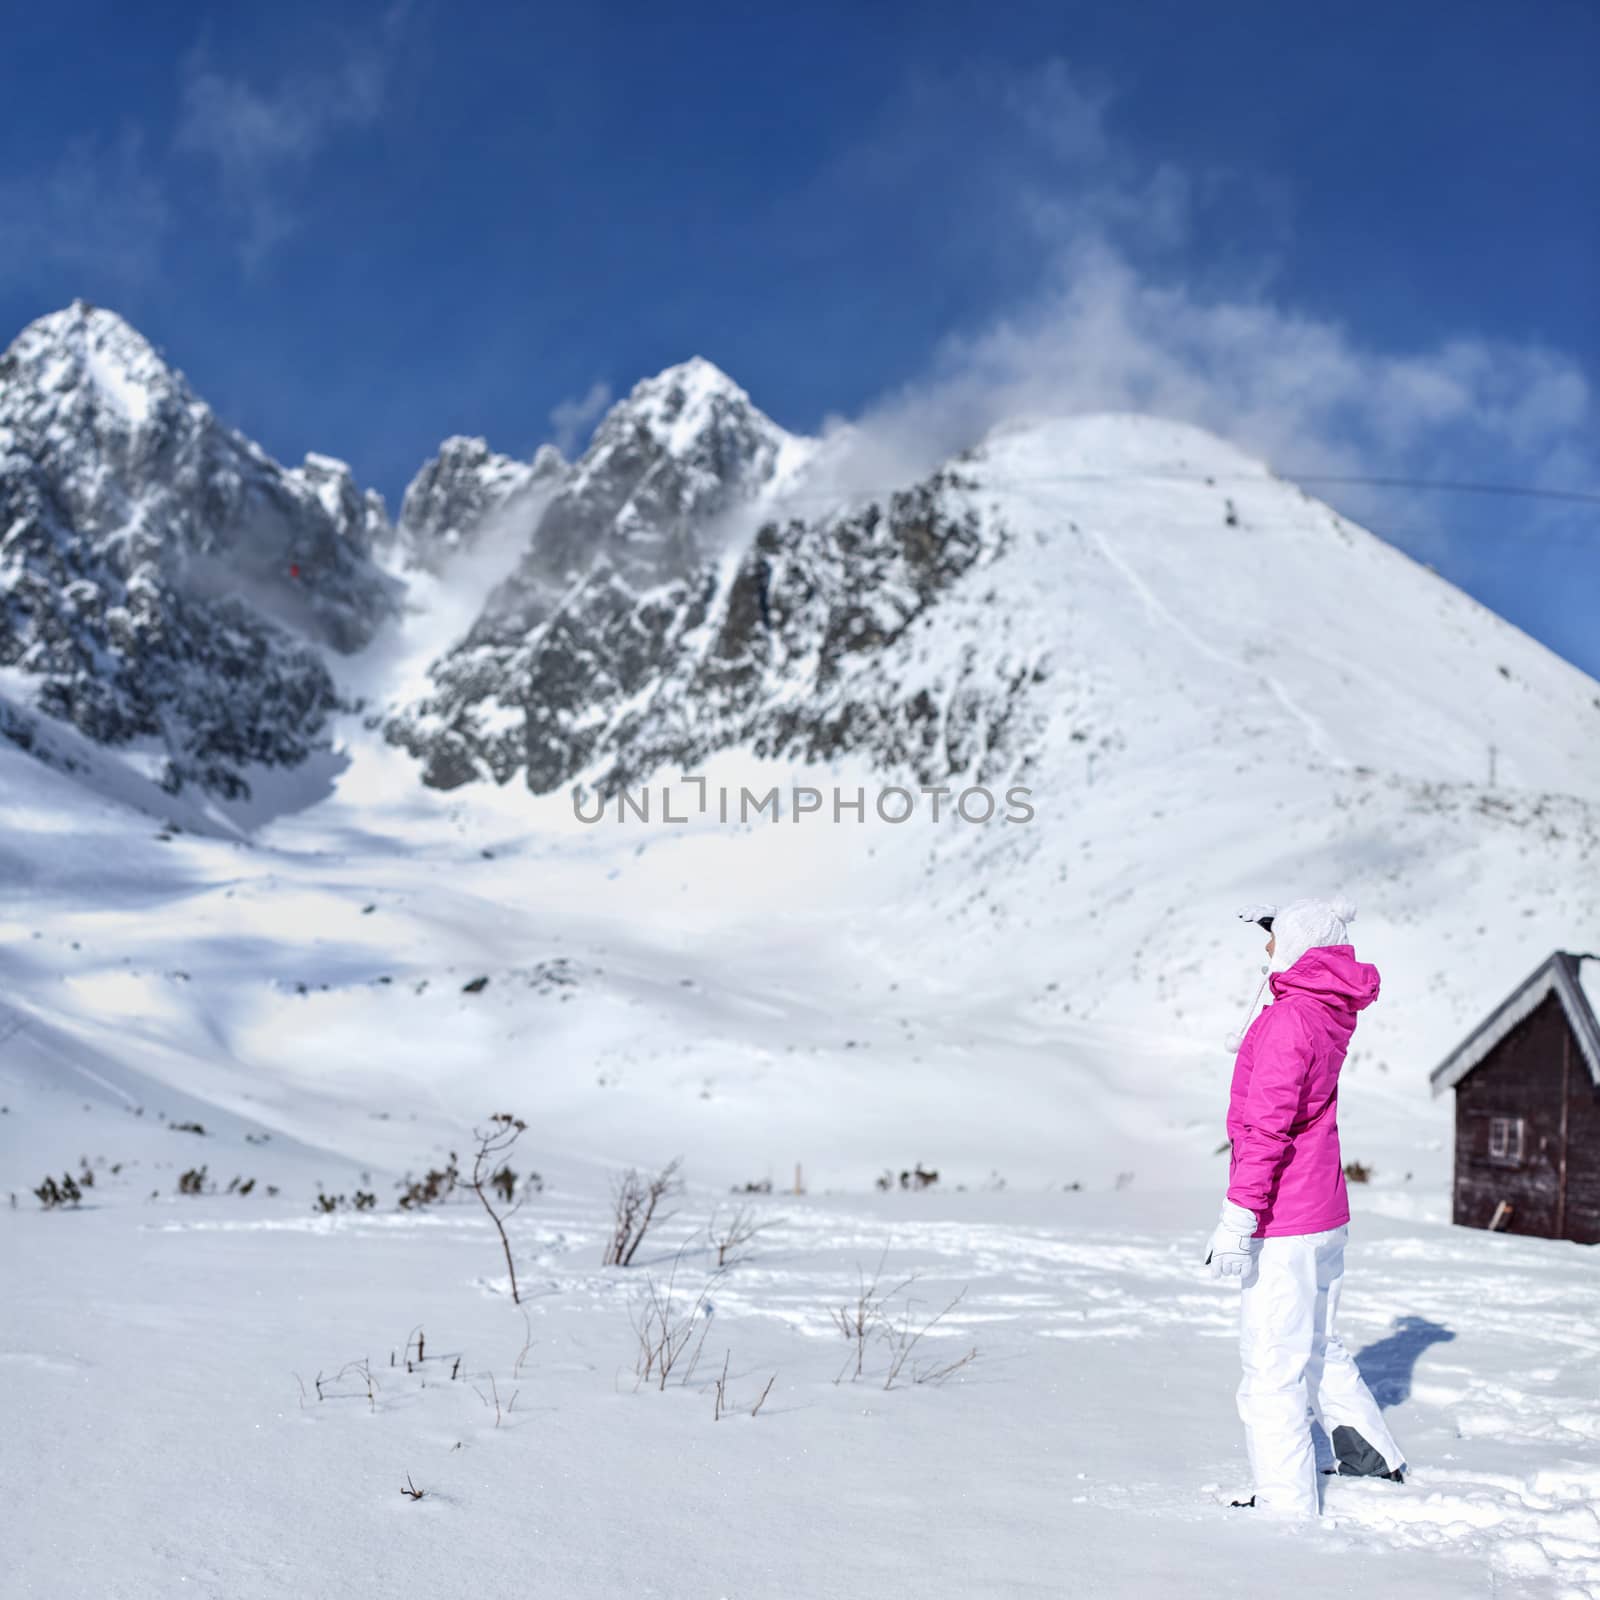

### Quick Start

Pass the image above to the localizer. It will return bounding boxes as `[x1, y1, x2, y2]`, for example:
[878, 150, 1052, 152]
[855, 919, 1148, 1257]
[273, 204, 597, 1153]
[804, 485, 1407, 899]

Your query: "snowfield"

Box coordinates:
[4, 408, 1600, 1598]
[4, 724, 1599, 1598]
[7, 1167, 1600, 1596]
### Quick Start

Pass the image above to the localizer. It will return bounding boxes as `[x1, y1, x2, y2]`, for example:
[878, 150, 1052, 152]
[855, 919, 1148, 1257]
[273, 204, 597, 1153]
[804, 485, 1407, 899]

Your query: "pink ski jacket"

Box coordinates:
[1225, 944, 1380, 1237]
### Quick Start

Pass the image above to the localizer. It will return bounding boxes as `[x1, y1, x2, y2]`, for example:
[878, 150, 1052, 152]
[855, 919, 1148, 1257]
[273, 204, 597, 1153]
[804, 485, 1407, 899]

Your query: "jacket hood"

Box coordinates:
[1270, 944, 1380, 1012]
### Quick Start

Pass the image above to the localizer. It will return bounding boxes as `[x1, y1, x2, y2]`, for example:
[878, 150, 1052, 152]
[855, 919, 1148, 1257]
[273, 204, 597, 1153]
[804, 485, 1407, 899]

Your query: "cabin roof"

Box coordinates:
[1430, 951, 1600, 1097]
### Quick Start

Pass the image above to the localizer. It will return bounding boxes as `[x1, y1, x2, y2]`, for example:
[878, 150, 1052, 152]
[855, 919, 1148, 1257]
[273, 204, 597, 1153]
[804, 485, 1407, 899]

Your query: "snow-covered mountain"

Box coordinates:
[7, 309, 1600, 1599]
[393, 434, 567, 573]
[387, 397, 1600, 808]
[0, 301, 400, 800]
[385, 357, 818, 788]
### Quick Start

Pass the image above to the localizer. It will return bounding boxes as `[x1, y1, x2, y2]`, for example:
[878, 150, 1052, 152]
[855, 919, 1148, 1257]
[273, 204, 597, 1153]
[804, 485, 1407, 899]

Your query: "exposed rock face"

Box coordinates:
[386, 444, 1034, 797]
[0, 310, 1035, 808]
[386, 357, 821, 789]
[395, 437, 566, 573]
[476, 356, 807, 630]
[545, 468, 1028, 800]
[0, 301, 400, 797]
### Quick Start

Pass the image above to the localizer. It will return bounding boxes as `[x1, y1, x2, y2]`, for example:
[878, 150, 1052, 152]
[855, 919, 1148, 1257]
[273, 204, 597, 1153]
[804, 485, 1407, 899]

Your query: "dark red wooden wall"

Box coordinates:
[1452, 991, 1599, 1244]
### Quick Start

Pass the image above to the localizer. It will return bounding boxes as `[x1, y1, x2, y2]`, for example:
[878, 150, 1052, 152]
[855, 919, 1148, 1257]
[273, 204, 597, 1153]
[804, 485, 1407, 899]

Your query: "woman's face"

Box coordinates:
[1265, 932, 1276, 957]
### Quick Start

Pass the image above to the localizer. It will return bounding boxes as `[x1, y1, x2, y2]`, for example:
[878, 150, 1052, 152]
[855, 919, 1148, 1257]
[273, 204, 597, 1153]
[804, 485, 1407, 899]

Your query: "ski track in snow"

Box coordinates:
[1075, 512, 1341, 767]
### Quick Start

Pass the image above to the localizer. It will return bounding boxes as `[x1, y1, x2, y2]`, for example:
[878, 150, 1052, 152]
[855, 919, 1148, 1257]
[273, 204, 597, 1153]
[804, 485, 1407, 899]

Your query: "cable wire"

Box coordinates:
[770, 468, 1600, 508]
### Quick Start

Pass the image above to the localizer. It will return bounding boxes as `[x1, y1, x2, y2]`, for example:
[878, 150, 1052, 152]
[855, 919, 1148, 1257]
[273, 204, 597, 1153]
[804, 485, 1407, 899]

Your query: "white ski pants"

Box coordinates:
[1237, 1224, 1405, 1517]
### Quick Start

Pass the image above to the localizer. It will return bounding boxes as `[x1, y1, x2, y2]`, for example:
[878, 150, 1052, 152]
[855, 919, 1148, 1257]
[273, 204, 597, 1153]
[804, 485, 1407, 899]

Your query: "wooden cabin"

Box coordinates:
[1430, 951, 1600, 1243]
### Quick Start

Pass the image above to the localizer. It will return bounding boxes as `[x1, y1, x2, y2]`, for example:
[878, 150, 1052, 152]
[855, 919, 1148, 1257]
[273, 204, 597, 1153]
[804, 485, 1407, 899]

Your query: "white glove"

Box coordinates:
[1205, 1200, 1258, 1279]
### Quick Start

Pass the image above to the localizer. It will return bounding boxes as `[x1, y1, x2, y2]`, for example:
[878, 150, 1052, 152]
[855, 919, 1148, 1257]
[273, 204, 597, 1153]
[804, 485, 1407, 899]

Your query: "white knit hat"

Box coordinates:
[1223, 895, 1357, 1052]
[1268, 895, 1357, 973]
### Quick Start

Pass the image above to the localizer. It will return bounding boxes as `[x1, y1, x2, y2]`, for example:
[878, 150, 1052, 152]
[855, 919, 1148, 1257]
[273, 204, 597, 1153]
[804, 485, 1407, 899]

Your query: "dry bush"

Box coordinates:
[875, 1163, 940, 1191]
[1344, 1160, 1373, 1184]
[881, 1287, 977, 1390]
[34, 1173, 83, 1209]
[831, 1247, 919, 1382]
[831, 1249, 979, 1389]
[630, 1252, 719, 1391]
[397, 1155, 459, 1210]
[708, 1203, 774, 1268]
[605, 1157, 683, 1267]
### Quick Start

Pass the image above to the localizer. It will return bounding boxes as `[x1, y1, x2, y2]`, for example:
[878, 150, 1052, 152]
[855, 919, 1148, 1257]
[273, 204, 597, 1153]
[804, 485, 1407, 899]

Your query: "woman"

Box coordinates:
[1204, 896, 1408, 1516]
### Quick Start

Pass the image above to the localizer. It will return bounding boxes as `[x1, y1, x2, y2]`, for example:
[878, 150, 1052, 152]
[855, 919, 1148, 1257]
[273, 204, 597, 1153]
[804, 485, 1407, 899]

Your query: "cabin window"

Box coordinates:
[1488, 1116, 1525, 1166]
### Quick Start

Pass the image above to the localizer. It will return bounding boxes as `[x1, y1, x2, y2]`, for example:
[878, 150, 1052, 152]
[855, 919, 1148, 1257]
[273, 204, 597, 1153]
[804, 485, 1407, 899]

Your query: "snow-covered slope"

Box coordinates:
[0, 302, 400, 799]
[6, 320, 1600, 1599]
[4, 676, 1600, 1598]
[389, 409, 1600, 809]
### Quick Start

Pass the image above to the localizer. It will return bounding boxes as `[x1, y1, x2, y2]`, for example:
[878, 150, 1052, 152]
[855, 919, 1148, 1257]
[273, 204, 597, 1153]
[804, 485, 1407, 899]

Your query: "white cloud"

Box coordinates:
[174, 5, 408, 264]
[836, 60, 1595, 554]
[548, 381, 613, 457]
[0, 129, 169, 289]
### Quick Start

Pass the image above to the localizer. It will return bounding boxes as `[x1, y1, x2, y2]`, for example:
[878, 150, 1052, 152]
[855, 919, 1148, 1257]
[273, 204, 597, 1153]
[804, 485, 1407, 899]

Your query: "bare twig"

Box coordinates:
[883, 1287, 968, 1391]
[681, 1319, 712, 1388]
[470, 1372, 504, 1427]
[915, 1345, 979, 1386]
[470, 1113, 529, 1303]
[331, 1357, 380, 1412]
[750, 1374, 777, 1417]
[312, 1360, 377, 1408]
[513, 1306, 534, 1378]
[401, 1473, 425, 1501]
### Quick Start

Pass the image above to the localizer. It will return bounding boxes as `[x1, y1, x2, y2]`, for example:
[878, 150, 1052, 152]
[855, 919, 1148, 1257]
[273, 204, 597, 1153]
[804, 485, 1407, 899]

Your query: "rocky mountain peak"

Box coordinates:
[606, 356, 759, 449]
[0, 303, 400, 801]
[395, 436, 567, 573]
[384, 359, 823, 789]
[1, 300, 196, 462]
[570, 355, 796, 503]
[6, 298, 176, 396]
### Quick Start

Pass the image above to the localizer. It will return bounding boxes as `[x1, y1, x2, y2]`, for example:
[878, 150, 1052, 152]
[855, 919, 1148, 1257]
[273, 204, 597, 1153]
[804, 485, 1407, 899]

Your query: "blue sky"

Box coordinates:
[5, 0, 1598, 676]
